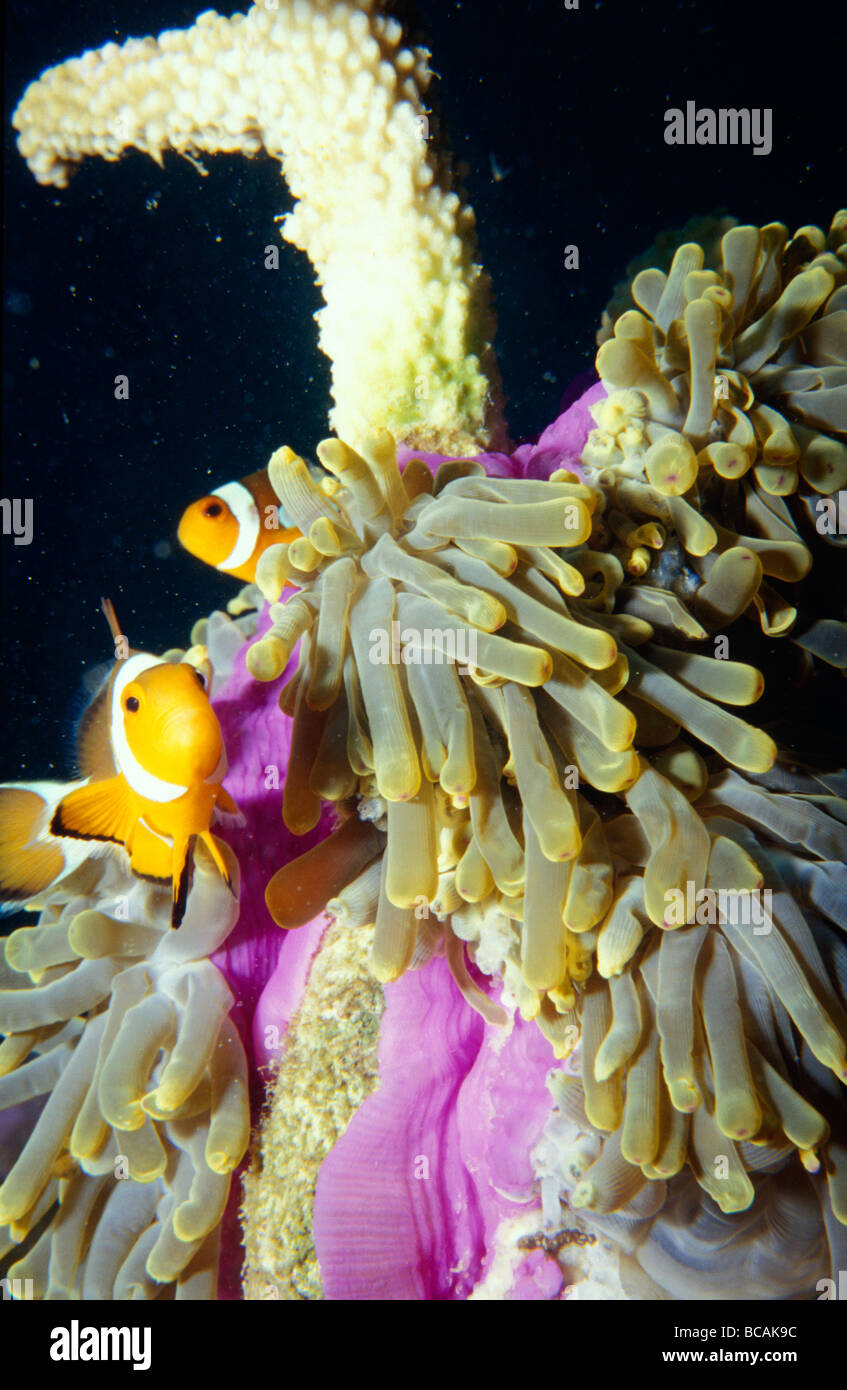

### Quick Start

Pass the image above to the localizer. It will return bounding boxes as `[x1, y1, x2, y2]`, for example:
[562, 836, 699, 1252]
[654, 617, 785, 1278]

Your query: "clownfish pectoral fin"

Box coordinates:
[0, 786, 67, 907]
[171, 836, 196, 929]
[199, 831, 236, 896]
[50, 776, 134, 847]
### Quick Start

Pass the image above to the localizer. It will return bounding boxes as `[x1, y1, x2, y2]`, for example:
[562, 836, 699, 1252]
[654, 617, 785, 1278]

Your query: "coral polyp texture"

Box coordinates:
[12, 0, 502, 454]
[4, 0, 847, 1303]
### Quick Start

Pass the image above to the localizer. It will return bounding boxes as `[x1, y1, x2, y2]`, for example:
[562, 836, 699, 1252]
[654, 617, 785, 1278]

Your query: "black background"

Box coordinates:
[2, 0, 843, 782]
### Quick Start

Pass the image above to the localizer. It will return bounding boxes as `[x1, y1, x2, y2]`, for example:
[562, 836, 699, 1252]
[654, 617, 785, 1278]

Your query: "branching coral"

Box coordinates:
[12, 0, 502, 454]
[0, 846, 249, 1298]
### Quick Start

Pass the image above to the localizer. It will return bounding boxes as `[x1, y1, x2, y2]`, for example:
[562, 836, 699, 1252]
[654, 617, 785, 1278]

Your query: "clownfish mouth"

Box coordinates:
[143, 710, 223, 782]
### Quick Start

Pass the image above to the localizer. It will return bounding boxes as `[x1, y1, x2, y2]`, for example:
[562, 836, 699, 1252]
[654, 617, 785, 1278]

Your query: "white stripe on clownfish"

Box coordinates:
[138, 815, 172, 846]
[111, 654, 189, 803]
[178, 470, 299, 583]
[211, 480, 297, 563]
[211, 482, 261, 573]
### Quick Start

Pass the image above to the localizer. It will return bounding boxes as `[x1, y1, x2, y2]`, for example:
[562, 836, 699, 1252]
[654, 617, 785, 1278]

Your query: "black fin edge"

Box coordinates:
[171, 840, 196, 929]
[49, 807, 122, 845]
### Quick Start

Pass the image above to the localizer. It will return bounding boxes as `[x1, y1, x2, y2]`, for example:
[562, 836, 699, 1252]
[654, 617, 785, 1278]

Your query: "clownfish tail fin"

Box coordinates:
[171, 835, 196, 929]
[0, 785, 67, 907]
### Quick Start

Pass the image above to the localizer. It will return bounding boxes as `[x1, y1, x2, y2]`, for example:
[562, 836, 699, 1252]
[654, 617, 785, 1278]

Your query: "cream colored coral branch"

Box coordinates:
[13, 0, 504, 454]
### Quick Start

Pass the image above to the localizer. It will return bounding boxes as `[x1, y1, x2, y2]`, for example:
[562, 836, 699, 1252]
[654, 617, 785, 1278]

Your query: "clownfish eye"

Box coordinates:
[125, 695, 140, 712]
[203, 501, 223, 518]
[193, 668, 207, 688]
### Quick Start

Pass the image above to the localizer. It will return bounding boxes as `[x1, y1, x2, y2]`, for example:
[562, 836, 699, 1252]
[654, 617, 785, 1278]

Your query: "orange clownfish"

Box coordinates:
[177, 469, 299, 582]
[0, 600, 239, 928]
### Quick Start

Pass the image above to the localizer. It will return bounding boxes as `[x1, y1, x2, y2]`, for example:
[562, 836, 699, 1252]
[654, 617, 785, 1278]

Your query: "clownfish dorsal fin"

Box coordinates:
[100, 596, 137, 661]
[74, 596, 131, 780]
[50, 776, 134, 846]
[101, 596, 125, 648]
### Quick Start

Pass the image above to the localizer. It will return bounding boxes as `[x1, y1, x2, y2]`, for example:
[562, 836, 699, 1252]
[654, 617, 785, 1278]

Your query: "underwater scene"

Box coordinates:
[1, 0, 846, 1330]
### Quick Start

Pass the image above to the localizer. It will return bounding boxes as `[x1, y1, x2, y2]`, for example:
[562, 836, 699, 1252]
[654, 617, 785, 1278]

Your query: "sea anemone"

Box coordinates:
[238, 408, 846, 1247]
[250, 432, 778, 986]
[4, 0, 846, 1302]
[585, 212, 847, 646]
[0, 845, 249, 1298]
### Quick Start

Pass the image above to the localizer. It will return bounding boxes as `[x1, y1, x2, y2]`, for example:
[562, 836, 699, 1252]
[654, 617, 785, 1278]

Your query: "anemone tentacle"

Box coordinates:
[0, 834, 248, 1298]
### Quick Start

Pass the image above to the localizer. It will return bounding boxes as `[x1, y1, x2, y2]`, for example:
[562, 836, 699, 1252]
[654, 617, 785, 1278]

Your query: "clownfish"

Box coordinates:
[177, 469, 299, 582]
[0, 600, 239, 928]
